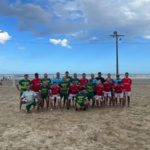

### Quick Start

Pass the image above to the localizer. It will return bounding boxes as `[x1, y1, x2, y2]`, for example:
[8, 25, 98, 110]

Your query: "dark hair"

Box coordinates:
[35, 73, 39, 76]
[24, 74, 28, 77]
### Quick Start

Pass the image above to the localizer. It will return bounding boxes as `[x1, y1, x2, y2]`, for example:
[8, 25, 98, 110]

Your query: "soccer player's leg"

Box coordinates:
[69, 94, 74, 107]
[50, 95, 55, 109]
[53, 96, 57, 108]
[84, 100, 88, 111]
[60, 94, 65, 107]
[56, 95, 61, 108]
[86, 93, 91, 108]
[103, 92, 108, 106]
[95, 95, 99, 107]
[108, 92, 112, 107]
[126, 92, 131, 107]
[119, 93, 124, 107]
[75, 102, 80, 110]
[66, 94, 71, 110]
[19, 92, 23, 112]
[45, 96, 49, 109]
[20, 97, 27, 112]
[91, 94, 95, 108]
[26, 100, 36, 113]
[40, 95, 45, 111]
[100, 96, 105, 107]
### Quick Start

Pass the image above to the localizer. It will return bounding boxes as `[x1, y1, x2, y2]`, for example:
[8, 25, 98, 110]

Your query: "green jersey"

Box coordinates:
[86, 82, 95, 94]
[19, 79, 31, 92]
[72, 78, 80, 84]
[39, 85, 49, 95]
[41, 78, 51, 87]
[60, 81, 69, 94]
[65, 76, 72, 84]
[75, 93, 87, 106]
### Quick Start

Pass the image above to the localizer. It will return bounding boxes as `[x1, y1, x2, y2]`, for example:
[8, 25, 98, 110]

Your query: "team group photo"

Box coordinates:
[17, 71, 132, 113]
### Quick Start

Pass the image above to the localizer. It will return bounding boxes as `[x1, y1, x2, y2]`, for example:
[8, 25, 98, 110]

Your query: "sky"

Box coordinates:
[0, 0, 150, 74]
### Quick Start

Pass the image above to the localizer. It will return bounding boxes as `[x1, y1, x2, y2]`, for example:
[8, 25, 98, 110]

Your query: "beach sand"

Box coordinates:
[0, 79, 150, 150]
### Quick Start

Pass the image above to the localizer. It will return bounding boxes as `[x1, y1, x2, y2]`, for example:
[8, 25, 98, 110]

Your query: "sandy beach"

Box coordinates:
[0, 79, 150, 150]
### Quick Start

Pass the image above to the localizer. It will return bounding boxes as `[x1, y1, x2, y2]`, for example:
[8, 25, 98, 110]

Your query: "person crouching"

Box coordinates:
[20, 85, 37, 113]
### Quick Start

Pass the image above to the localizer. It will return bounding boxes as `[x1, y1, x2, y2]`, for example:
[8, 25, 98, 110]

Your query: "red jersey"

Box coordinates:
[114, 84, 124, 93]
[122, 78, 132, 91]
[69, 84, 79, 94]
[31, 78, 41, 92]
[80, 78, 88, 86]
[103, 82, 111, 92]
[50, 85, 61, 95]
[96, 85, 104, 96]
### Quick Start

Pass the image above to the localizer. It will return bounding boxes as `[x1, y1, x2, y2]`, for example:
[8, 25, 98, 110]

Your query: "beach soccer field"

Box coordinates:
[0, 79, 150, 150]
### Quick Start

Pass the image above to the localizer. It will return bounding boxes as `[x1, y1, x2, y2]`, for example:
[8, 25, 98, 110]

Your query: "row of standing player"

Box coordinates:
[17, 72, 132, 112]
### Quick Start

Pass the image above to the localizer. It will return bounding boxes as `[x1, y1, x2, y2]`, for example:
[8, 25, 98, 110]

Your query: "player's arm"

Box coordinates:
[16, 84, 20, 91]
[16, 80, 21, 91]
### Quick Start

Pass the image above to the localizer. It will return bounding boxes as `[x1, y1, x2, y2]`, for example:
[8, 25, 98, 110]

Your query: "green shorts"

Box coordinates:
[87, 93, 94, 100]
[41, 94, 48, 100]
[60, 93, 68, 100]
[76, 102, 85, 107]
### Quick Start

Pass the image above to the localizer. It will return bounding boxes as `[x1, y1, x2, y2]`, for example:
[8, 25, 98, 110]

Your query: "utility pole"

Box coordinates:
[110, 31, 124, 75]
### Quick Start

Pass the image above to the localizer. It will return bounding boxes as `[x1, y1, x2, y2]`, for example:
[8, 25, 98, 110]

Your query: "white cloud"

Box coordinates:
[1, 0, 150, 39]
[49, 38, 71, 48]
[0, 30, 11, 44]
[143, 35, 150, 40]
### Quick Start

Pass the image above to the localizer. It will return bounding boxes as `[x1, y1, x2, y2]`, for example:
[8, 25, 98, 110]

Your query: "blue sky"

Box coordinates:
[0, 0, 150, 74]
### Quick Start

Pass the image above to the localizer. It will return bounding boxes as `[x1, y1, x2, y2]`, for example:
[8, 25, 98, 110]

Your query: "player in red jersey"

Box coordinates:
[113, 82, 125, 106]
[68, 81, 79, 108]
[121, 72, 132, 107]
[80, 73, 88, 90]
[50, 82, 61, 108]
[105, 73, 114, 99]
[31, 73, 41, 110]
[103, 81, 112, 106]
[31, 73, 41, 93]
[95, 82, 104, 107]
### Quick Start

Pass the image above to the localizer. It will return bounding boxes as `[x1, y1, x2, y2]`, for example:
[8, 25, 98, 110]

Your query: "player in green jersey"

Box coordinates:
[64, 71, 72, 84]
[75, 89, 88, 111]
[86, 80, 95, 107]
[39, 82, 50, 110]
[16, 74, 31, 112]
[72, 73, 80, 85]
[41, 73, 51, 87]
[59, 77, 70, 108]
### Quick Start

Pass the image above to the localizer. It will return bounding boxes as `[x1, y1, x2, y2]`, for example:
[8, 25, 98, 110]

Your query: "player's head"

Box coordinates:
[91, 73, 95, 79]
[65, 71, 69, 77]
[107, 73, 111, 78]
[24, 74, 28, 80]
[73, 73, 77, 78]
[125, 72, 129, 78]
[35, 73, 39, 79]
[98, 72, 102, 77]
[116, 74, 120, 79]
[44, 73, 48, 78]
[56, 72, 60, 78]
[82, 73, 86, 78]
